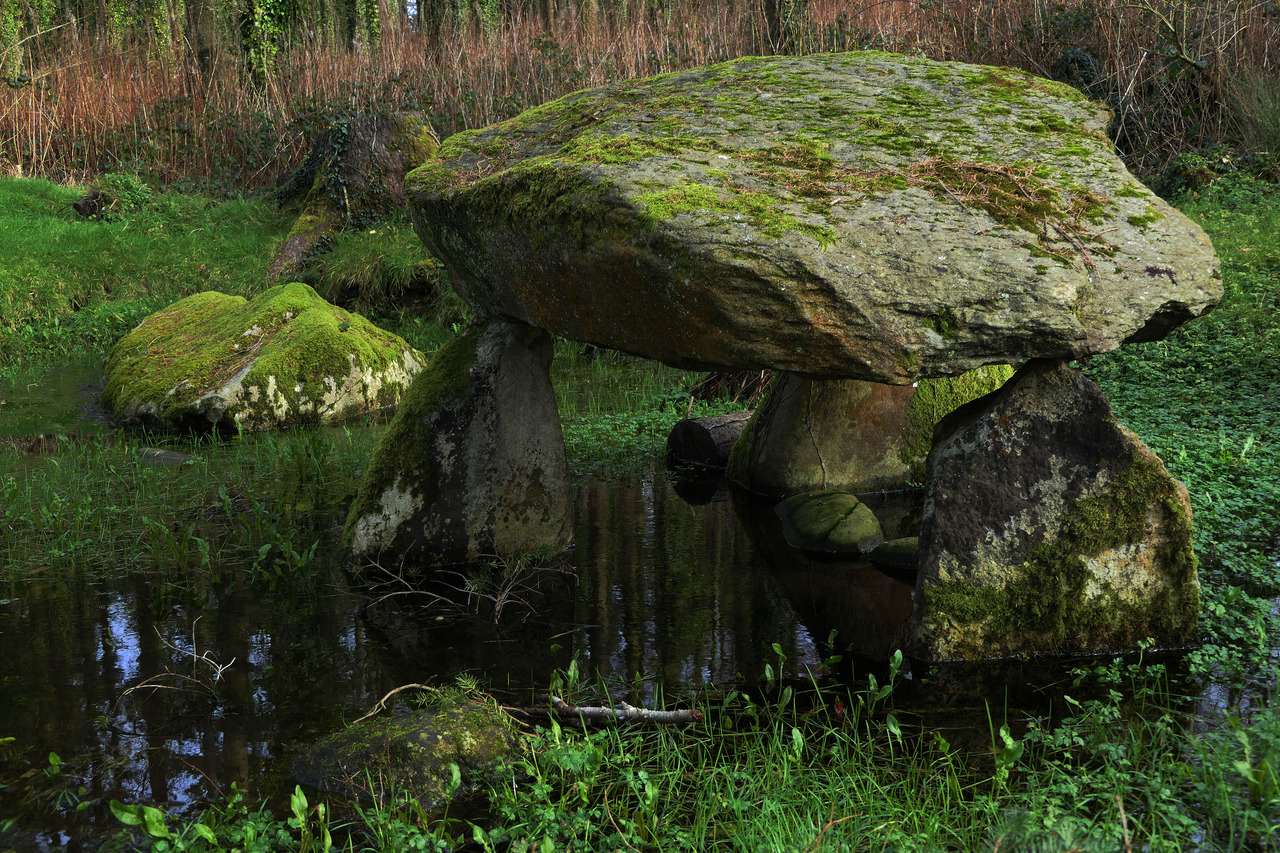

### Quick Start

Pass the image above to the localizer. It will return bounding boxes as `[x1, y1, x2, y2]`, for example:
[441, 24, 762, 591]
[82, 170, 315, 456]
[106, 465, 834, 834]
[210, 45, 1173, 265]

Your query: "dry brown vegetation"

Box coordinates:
[3, 0, 1277, 191]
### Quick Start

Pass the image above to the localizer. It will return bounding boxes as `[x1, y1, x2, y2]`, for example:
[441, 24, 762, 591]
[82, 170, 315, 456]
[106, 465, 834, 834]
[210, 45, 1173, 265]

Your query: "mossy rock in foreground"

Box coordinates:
[102, 282, 425, 432]
[294, 690, 525, 811]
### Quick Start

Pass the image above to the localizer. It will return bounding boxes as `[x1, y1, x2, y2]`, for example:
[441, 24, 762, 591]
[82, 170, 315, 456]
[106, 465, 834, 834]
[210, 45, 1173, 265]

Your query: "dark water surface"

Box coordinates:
[0, 460, 916, 849]
[0, 361, 1213, 851]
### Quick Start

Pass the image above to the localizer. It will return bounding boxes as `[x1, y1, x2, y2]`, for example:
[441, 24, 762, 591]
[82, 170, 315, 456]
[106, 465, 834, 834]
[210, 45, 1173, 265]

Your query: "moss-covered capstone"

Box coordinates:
[907, 359, 1199, 661]
[294, 688, 524, 811]
[727, 365, 1014, 496]
[344, 317, 573, 568]
[408, 52, 1219, 382]
[101, 282, 424, 432]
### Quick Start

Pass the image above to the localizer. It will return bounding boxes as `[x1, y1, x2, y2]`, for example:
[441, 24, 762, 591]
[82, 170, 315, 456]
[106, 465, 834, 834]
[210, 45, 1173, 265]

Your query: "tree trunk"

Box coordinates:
[666, 411, 752, 472]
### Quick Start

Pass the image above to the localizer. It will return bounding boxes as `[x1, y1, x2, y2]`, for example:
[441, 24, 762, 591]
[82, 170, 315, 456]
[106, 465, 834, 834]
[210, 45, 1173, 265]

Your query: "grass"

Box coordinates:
[0, 175, 293, 369]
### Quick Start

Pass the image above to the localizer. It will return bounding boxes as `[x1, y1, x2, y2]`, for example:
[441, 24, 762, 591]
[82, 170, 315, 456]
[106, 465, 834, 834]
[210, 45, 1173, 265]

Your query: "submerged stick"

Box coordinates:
[548, 696, 704, 725]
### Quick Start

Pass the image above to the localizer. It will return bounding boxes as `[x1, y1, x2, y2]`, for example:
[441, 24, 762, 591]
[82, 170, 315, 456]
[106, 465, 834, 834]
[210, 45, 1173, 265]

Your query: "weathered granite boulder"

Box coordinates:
[271, 112, 439, 281]
[102, 283, 424, 432]
[344, 317, 573, 568]
[406, 52, 1219, 381]
[775, 490, 885, 554]
[295, 689, 523, 810]
[906, 359, 1199, 661]
[728, 365, 1014, 496]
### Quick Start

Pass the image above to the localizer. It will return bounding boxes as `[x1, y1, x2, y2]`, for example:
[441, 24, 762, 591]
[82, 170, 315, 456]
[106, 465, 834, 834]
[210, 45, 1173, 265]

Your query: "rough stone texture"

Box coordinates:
[869, 536, 920, 572]
[407, 52, 1220, 381]
[102, 283, 424, 432]
[907, 359, 1199, 661]
[271, 112, 439, 281]
[727, 365, 1014, 496]
[295, 690, 523, 810]
[344, 318, 573, 568]
[776, 490, 885, 554]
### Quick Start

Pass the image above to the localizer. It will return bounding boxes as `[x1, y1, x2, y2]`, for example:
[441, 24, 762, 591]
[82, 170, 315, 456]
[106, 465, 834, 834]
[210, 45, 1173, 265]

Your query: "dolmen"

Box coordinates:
[344, 51, 1221, 661]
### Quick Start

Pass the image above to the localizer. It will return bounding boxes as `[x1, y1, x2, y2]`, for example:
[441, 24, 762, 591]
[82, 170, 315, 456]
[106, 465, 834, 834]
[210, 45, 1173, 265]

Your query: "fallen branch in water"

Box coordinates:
[546, 696, 704, 725]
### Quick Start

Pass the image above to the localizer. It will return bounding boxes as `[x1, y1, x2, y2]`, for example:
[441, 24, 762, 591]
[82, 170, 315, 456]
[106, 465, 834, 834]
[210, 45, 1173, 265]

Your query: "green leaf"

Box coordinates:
[142, 805, 172, 839]
[290, 785, 308, 824]
[110, 800, 143, 826]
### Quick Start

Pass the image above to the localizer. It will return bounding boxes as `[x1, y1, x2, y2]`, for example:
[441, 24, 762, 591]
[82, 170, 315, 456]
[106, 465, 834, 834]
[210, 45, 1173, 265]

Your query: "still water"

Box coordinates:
[0, 362, 1207, 850]
[0, 455, 923, 849]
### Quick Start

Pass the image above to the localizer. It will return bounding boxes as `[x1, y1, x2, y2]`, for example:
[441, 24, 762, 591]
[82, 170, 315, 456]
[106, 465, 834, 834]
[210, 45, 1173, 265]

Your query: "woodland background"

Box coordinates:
[2, 0, 1279, 195]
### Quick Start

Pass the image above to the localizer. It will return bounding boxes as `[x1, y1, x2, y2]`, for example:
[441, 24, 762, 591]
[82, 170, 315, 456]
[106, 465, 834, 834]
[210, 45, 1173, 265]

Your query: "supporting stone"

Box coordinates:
[726, 366, 1013, 496]
[906, 360, 1200, 661]
[343, 318, 573, 569]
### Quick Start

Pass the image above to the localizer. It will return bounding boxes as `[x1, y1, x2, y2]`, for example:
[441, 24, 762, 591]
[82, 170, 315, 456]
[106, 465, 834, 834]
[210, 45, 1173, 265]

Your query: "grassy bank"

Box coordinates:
[2, 167, 1279, 849]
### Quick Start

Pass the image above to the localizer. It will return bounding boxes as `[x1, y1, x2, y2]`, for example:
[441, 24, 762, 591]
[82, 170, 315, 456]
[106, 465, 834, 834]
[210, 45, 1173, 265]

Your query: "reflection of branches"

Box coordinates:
[360, 552, 574, 626]
[459, 552, 576, 625]
[108, 617, 236, 726]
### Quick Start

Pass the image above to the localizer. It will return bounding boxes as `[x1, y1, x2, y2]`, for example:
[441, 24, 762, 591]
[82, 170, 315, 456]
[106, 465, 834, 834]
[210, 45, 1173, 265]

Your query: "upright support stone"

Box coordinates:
[343, 318, 573, 568]
[727, 366, 1013, 496]
[907, 360, 1200, 661]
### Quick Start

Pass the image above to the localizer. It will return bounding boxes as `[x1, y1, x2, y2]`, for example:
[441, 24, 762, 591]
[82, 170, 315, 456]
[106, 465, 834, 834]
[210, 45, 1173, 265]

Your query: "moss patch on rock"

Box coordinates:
[102, 282, 424, 432]
[341, 324, 481, 552]
[898, 364, 1017, 479]
[295, 687, 524, 812]
[919, 450, 1198, 658]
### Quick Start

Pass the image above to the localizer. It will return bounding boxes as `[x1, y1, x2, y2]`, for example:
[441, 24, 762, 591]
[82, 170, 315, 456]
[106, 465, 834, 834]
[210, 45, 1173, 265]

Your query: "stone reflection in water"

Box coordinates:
[571, 473, 824, 693]
[734, 487, 921, 665]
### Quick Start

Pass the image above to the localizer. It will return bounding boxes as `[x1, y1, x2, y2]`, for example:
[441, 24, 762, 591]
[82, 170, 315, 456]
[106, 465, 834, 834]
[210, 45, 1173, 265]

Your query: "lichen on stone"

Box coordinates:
[102, 282, 424, 432]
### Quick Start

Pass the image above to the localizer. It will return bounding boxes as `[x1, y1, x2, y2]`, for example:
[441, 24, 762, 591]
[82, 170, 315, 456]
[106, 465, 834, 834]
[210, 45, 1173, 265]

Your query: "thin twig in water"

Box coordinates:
[351, 683, 436, 725]
[547, 696, 704, 725]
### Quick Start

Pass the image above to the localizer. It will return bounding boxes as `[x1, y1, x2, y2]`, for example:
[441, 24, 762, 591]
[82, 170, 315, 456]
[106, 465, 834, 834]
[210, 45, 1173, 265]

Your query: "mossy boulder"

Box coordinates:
[407, 52, 1219, 382]
[869, 537, 920, 571]
[294, 690, 524, 811]
[728, 365, 1015, 496]
[776, 490, 885, 554]
[344, 317, 573, 568]
[907, 359, 1199, 661]
[102, 282, 424, 432]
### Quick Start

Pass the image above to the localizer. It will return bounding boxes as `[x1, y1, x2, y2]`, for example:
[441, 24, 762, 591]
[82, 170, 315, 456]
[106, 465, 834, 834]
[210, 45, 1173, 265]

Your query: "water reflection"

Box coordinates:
[0, 471, 831, 849]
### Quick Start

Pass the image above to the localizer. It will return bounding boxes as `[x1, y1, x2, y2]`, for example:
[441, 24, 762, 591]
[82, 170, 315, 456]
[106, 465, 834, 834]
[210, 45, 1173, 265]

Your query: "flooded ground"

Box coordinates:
[0, 361, 1214, 851]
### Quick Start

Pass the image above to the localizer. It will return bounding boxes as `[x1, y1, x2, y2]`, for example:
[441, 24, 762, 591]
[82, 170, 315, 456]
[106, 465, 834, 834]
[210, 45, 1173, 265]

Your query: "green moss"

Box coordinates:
[405, 162, 462, 197]
[897, 364, 1015, 478]
[102, 283, 421, 431]
[459, 160, 623, 244]
[927, 306, 961, 338]
[636, 180, 837, 247]
[922, 450, 1199, 656]
[1127, 205, 1166, 229]
[299, 687, 522, 812]
[561, 131, 715, 165]
[408, 52, 1123, 265]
